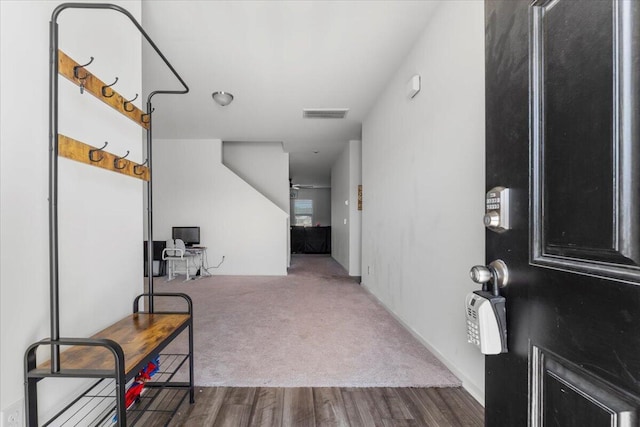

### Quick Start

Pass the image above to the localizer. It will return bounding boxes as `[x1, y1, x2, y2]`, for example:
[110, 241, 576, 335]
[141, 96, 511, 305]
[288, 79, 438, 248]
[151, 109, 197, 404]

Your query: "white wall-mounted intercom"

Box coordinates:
[484, 186, 510, 233]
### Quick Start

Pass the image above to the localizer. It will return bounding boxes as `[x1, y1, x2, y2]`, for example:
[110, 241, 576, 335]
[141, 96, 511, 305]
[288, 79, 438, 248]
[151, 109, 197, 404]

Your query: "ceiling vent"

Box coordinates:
[303, 108, 349, 119]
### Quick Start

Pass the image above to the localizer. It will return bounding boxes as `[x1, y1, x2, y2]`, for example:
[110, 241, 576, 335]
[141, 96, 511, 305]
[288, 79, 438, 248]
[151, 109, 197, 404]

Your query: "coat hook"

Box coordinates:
[73, 56, 94, 94]
[88, 141, 108, 162]
[73, 56, 94, 79]
[123, 93, 138, 112]
[101, 77, 119, 98]
[141, 108, 155, 124]
[114, 150, 130, 170]
[134, 159, 148, 176]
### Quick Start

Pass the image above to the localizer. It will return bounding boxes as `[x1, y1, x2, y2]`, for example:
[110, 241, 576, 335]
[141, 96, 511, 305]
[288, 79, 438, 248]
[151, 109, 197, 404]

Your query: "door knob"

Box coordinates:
[469, 259, 509, 288]
[470, 265, 492, 284]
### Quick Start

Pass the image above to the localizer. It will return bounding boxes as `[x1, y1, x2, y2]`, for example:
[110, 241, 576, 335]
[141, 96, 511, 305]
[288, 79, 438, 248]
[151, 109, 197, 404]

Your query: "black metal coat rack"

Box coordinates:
[24, 3, 192, 426]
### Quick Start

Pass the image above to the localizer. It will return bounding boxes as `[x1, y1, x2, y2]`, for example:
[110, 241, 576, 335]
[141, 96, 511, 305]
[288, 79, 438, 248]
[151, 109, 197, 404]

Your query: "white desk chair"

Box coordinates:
[162, 239, 195, 281]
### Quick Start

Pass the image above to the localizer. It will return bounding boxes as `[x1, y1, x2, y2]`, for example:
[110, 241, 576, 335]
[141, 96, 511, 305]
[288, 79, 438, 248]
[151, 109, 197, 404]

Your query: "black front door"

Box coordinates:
[485, 1, 640, 425]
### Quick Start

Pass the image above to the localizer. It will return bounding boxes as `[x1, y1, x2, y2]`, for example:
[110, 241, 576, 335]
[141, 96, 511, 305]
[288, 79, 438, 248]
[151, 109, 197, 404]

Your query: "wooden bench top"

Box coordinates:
[38, 313, 190, 376]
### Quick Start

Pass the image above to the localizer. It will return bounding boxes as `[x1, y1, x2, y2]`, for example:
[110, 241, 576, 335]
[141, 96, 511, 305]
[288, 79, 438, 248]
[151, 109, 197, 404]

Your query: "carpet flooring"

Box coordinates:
[153, 255, 461, 388]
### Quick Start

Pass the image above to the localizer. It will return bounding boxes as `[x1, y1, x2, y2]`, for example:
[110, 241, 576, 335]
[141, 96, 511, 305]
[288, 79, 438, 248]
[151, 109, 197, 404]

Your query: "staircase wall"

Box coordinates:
[153, 139, 289, 275]
[222, 141, 290, 213]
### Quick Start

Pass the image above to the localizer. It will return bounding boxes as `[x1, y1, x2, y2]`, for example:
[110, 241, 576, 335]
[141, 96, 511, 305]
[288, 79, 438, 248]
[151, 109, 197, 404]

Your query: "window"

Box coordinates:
[294, 199, 313, 226]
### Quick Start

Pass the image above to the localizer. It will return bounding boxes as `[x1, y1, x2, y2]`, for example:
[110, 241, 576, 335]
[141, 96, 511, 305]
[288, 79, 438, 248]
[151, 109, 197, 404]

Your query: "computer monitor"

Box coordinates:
[172, 226, 200, 246]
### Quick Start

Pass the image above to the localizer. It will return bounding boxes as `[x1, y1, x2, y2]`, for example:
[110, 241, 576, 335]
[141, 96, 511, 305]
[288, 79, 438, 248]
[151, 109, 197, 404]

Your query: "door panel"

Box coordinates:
[532, 347, 640, 426]
[485, 0, 640, 425]
[539, 0, 615, 253]
[531, 0, 640, 274]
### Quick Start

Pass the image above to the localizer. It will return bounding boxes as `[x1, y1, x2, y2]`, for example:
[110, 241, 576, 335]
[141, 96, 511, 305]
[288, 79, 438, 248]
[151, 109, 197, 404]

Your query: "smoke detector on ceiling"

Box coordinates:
[302, 108, 349, 119]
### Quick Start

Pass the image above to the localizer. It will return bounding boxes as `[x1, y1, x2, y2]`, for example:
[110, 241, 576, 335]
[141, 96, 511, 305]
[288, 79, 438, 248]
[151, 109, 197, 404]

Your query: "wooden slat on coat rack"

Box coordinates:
[58, 134, 149, 181]
[57, 50, 150, 130]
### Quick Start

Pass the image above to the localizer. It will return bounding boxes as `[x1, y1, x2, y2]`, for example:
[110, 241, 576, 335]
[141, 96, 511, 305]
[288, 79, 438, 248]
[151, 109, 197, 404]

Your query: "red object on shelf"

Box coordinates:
[125, 381, 145, 408]
[121, 358, 161, 414]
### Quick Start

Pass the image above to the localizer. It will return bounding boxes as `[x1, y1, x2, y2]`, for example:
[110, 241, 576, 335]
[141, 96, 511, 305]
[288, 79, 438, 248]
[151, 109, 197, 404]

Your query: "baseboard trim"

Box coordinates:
[361, 284, 485, 406]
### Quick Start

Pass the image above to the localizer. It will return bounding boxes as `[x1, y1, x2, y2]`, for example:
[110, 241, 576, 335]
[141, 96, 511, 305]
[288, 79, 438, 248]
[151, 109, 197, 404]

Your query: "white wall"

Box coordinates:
[348, 141, 362, 276]
[361, 1, 486, 402]
[0, 0, 143, 417]
[153, 139, 288, 275]
[331, 140, 362, 276]
[331, 146, 350, 269]
[222, 141, 290, 213]
[290, 188, 331, 226]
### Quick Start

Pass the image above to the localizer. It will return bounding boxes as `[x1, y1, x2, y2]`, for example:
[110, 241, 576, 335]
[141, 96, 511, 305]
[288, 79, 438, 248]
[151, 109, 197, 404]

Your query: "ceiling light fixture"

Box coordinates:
[212, 91, 234, 106]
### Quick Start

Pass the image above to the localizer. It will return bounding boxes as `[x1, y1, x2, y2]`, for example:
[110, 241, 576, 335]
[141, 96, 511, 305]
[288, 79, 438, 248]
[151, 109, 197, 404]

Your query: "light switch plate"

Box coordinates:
[407, 74, 421, 98]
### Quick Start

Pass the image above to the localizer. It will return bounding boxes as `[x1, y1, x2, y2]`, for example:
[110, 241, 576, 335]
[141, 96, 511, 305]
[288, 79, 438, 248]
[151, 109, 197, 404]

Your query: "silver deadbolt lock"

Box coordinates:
[484, 186, 510, 233]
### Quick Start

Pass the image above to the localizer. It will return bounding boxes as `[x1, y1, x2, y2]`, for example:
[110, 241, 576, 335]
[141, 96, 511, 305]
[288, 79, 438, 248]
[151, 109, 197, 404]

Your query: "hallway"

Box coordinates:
[145, 255, 483, 425]
[155, 255, 460, 388]
[0, 3, 488, 423]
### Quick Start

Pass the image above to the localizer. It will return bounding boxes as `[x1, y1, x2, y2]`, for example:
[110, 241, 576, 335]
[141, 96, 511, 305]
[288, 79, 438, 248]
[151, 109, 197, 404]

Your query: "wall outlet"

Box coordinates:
[1, 399, 24, 427]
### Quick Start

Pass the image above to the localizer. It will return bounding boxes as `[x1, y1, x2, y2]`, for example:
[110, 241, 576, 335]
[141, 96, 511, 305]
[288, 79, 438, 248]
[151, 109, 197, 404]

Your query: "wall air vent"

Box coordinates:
[302, 108, 349, 119]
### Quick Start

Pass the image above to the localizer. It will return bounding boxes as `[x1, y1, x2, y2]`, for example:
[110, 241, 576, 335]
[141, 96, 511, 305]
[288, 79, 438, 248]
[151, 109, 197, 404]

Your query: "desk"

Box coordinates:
[185, 246, 211, 277]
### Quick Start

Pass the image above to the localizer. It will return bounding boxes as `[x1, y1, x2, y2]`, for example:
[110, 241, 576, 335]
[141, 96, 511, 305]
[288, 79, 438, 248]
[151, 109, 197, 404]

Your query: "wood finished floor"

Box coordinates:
[137, 386, 484, 427]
